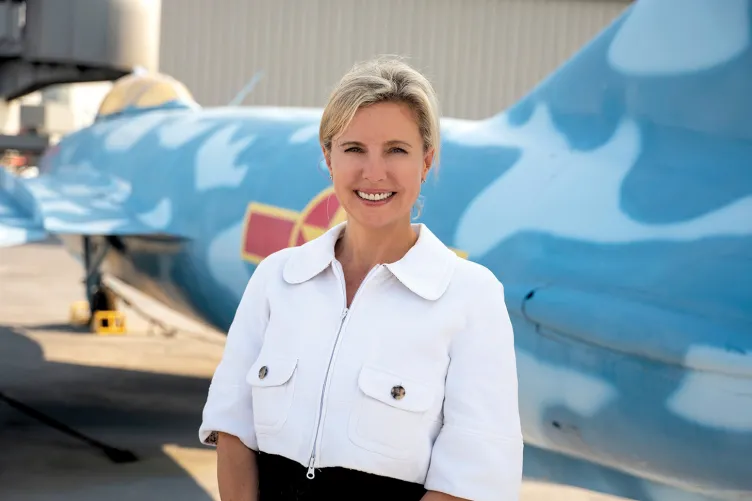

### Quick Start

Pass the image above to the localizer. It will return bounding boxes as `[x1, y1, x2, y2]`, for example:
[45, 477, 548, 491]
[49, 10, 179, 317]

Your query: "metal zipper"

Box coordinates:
[306, 262, 379, 479]
[306, 305, 348, 479]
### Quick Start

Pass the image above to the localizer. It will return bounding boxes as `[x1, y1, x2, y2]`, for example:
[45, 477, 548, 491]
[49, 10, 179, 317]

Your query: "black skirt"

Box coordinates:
[256, 451, 428, 501]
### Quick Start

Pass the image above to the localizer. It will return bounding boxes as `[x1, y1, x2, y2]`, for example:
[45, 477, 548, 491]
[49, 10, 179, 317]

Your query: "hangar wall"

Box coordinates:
[158, 0, 630, 119]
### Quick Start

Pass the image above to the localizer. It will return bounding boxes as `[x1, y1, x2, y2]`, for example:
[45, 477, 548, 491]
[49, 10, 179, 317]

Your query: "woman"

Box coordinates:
[199, 56, 523, 501]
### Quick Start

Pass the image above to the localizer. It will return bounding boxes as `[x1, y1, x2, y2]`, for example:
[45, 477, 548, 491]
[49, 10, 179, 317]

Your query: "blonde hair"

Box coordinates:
[319, 56, 441, 170]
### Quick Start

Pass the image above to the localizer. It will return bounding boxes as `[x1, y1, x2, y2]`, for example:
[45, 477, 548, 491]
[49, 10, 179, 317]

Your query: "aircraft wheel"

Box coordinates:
[90, 286, 118, 313]
[88, 286, 126, 335]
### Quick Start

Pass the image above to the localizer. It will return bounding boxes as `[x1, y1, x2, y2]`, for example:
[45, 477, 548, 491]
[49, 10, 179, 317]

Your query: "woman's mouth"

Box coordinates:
[355, 190, 395, 202]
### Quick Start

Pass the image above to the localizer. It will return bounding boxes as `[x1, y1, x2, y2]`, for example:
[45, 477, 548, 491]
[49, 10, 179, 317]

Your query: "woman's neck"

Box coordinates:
[335, 218, 418, 273]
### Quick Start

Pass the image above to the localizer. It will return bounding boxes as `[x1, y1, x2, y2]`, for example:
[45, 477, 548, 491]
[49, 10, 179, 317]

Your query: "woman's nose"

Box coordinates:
[362, 154, 387, 181]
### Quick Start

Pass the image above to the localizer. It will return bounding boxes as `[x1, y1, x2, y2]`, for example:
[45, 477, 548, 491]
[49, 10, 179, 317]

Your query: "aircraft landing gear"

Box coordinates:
[89, 285, 118, 317]
[69, 236, 126, 334]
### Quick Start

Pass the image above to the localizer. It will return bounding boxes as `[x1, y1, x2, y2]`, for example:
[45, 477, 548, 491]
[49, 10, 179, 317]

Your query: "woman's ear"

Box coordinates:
[321, 146, 333, 177]
[422, 148, 435, 180]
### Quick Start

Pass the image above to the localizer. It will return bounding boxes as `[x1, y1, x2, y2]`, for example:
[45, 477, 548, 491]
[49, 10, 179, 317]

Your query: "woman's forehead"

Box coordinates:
[338, 102, 421, 143]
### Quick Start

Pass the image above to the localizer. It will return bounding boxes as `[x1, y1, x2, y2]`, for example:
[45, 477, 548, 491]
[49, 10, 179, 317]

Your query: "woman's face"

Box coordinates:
[325, 101, 433, 232]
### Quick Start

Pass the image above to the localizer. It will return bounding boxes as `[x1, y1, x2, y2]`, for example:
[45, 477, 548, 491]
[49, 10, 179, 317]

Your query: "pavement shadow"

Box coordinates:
[0, 325, 217, 501]
[22, 322, 91, 334]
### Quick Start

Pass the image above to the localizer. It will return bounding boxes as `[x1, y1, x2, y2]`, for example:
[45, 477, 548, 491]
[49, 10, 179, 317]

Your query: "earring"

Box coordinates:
[411, 196, 424, 220]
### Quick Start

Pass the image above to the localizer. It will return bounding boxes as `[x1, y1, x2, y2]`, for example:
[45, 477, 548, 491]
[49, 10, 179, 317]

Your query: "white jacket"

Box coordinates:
[199, 222, 523, 500]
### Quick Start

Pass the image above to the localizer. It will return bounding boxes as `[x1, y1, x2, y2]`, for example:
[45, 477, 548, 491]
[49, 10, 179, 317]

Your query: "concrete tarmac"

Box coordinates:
[0, 239, 628, 501]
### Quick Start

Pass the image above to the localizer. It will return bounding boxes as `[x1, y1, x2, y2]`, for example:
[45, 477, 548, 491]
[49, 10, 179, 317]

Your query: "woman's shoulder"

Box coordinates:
[448, 254, 505, 300]
[240, 246, 298, 292]
[255, 245, 298, 274]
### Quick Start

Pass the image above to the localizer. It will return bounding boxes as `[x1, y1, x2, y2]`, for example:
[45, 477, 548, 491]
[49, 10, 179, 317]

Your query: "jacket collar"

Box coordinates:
[282, 221, 457, 301]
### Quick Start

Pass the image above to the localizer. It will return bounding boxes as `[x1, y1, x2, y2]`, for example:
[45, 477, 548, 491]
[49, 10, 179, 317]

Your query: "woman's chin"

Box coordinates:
[346, 210, 409, 231]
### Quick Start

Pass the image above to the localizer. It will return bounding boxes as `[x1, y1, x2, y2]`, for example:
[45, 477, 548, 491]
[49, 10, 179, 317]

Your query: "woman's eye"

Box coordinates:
[389, 147, 407, 154]
[345, 147, 363, 153]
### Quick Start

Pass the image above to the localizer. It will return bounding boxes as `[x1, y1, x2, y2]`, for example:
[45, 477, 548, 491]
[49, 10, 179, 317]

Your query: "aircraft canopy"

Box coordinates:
[96, 72, 197, 119]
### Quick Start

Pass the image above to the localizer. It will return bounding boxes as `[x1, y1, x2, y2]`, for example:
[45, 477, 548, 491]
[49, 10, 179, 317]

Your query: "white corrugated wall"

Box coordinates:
[158, 0, 630, 119]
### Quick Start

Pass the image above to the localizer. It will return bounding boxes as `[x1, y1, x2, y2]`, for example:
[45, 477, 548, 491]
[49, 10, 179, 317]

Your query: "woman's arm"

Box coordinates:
[198, 257, 278, 496]
[423, 271, 524, 500]
[217, 432, 258, 501]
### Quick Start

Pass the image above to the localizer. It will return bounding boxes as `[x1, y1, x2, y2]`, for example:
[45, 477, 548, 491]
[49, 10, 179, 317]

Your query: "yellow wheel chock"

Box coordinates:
[91, 310, 127, 335]
[69, 300, 91, 326]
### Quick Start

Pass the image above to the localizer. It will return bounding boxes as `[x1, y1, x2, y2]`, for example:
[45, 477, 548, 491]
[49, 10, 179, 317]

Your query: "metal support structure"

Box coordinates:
[0, 0, 161, 101]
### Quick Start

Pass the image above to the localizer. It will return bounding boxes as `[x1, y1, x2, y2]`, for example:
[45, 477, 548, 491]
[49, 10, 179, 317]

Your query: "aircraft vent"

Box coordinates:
[0, 0, 161, 101]
[96, 71, 197, 119]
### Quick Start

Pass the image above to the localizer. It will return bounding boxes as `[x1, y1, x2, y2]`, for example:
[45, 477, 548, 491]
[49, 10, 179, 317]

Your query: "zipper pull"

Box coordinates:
[307, 456, 316, 479]
[341, 308, 349, 321]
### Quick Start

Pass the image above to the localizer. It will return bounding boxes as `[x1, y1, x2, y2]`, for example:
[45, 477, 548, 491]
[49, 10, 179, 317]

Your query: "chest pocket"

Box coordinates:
[246, 354, 298, 435]
[348, 365, 439, 460]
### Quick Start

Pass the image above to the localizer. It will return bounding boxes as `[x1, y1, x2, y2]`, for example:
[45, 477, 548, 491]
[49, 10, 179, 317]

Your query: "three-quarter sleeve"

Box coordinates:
[198, 261, 272, 451]
[424, 275, 524, 501]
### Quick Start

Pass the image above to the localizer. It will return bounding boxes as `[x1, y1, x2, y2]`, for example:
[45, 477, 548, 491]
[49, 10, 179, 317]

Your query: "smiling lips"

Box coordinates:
[355, 190, 395, 203]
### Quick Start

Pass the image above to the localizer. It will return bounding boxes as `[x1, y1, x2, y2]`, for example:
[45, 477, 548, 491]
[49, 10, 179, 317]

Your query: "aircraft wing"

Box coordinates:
[0, 171, 47, 247]
[0, 166, 191, 248]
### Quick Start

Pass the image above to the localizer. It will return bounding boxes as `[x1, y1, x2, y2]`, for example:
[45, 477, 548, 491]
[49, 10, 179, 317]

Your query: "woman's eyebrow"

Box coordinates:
[384, 140, 413, 149]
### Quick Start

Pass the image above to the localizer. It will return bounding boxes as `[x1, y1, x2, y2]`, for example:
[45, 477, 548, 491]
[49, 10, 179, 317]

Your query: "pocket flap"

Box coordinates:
[357, 365, 435, 412]
[247, 355, 298, 387]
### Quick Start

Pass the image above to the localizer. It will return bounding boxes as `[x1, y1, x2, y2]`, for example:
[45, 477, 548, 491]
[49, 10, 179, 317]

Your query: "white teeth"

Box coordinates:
[356, 191, 394, 201]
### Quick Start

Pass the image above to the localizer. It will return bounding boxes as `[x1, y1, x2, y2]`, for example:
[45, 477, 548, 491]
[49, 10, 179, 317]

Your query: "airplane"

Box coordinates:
[1, 0, 750, 499]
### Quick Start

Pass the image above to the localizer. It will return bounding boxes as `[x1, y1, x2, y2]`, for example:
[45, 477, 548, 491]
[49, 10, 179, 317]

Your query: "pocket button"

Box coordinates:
[258, 366, 268, 379]
[391, 385, 405, 400]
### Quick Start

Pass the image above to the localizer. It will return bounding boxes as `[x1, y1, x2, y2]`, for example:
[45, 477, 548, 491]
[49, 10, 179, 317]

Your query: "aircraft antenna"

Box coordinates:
[228, 71, 265, 106]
